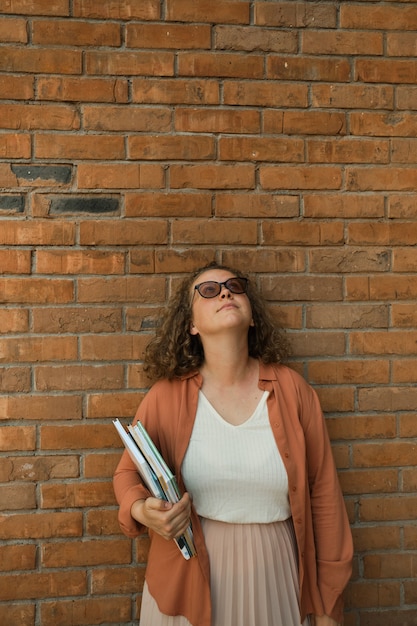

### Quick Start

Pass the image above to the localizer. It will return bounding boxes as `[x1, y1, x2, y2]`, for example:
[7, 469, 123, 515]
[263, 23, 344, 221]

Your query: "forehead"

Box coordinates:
[193, 269, 236, 286]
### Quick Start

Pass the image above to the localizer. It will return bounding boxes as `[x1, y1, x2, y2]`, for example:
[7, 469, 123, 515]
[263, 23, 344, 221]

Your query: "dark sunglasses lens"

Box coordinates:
[226, 278, 247, 293]
[198, 282, 220, 298]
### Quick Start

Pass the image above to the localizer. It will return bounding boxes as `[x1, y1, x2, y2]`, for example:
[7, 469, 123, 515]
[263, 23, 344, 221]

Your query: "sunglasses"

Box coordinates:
[194, 277, 248, 299]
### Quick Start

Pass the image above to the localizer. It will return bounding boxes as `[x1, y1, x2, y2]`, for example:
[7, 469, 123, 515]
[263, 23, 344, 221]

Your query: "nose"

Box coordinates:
[220, 284, 232, 298]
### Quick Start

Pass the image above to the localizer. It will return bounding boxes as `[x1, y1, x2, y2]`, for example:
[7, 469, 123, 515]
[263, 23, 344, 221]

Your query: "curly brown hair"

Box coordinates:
[143, 263, 289, 380]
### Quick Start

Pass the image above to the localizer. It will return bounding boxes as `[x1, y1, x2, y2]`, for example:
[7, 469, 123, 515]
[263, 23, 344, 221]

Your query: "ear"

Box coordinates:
[250, 318, 255, 327]
[190, 322, 199, 336]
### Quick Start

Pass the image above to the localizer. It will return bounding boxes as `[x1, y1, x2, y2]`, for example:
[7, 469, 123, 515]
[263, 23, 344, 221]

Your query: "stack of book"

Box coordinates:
[113, 418, 196, 560]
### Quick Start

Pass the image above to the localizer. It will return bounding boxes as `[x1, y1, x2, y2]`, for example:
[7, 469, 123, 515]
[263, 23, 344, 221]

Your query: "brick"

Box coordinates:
[32, 19, 121, 46]
[175, 107, 259, 134]
[392, 304, 417, 328]
[340, 470, 398, 496]
[393, 248, 417, 272]
[0, 570, 86, 601]
[0, 75, 33, 100]
[354, 441, 417, 468]
[0, 511, 82, 540]
[397, 86, 417, 111]
[0, 394, 81, 421]
[0, 483, 36, 510]
[302, 30, 383, 55]
[392, 138, 417, 163]
[85, 51, 174, 76]
[129, 134, 215, 160]
[0, 426, 36, 451]
[43, 538, 130, 567]
[306, 304, 389, 329]
[125, 192, 212, 217]
[84, 452, 121, 479]
[288, 330, 345, 358]
[37, 76, 128, 103]
[0, 367, 31, 392]
[261, 275, 343, 302]
[83, 105, 171, 132]
[267, 56, 351, 82]
[265, 111, 347, 136]
[215, 193, 299, 218]
[35, 134, 125, 160]
[41, 479, 114, 513]
[255, 2, 336, 28]
[0, 0, 68, 16]
[171, 164, 256, 189]
[36, 250, 125, 274]
[308, 360, 390, 385]
[0, 278, 73, 304]
[325, 414, 396, 441]
[0, 104, 79, 131]
[0, 194, 25, 213]
[341, 4, 417, 30]
[262, 221, 344, 245]
[86, 392, 144, 418]
[35, 364, 124, 391]
[73, 0, 160, 20]
[345, 581, 400, 608]
[153, 248, 215, 273]
[0, 46, 81, 74]
[0, 544, 36, 571]
[77, 163, 164, 189]
[351, 331, 417, 355]
[311, 84, 394, 109]
[310, 247, 390, 273]
[352, 526, 400, 552]
[358, 387, 417, 412]
[215, 25, 297, 53]
[127, 23, 211, 49]
[260, 165, 342, 190]
[389, 195, 417, 218]
[80, 333, 151, 359]
[132, 78, 219, 105]
[222, 248, 305, 274]
[0, 132, 31, 158]
[91, 565, 145, 594]
[166, 0, 250, 24]
[0, 250, 31, 274]
[359, 496, 417, 522]
[31, 193, 120, 217]
[40, 597, 131, 626]
[178, 52, 263, 78]
[399, 414, 417, 438]
[348, 222, 417, 245]
[32, 307, 122, 334]
[315, 387, 355, 413]
[223, 81, 307, 107]
[307, 138, 388, 164]
[77, 276, 165, 304]
[86, 508, 120, 534]
[171, 218, 257, 245]
[219, 137, 304, 162]
[0, 455, 79, 481]
[40, 424, 115, 454]
[0, 17, 27, 42]
[0, 604, 34, 626]
[350, 112, 417, 137]
[348, 276, 417, 301]
[79, 220, 167, 246]
[304, 194, 384, 218]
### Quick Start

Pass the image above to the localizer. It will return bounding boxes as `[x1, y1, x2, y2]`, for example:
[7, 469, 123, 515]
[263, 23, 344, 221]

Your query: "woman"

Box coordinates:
[113, 263, 353, 626]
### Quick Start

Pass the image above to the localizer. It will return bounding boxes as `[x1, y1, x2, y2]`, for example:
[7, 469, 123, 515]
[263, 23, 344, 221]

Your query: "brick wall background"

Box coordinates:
[1, 1, 417, 625]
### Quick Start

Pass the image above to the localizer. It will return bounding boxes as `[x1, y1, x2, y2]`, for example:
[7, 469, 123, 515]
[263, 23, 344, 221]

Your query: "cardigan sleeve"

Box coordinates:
[298, 377, 353, 621]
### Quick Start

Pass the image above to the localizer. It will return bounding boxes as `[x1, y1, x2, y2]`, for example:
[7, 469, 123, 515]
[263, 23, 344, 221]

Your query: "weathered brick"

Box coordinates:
[215, 193, 299, 218]
[32, 19, 121, 46]
[0, 46, 81, 74]
[260, 165, 342, 190]
[35, 134, 125, 160]
[0, 0, 68, 16]
[77, 163, 164, 189]
[37, 76, 128, 103]
[83, 105, 171, 132]
[166, 0, 250, 24]
[311, 84, 394, 109]
[219, 136, 304, 162]
[85, 50, 174, 76]
[307, 138, 388, 164]
[36, 250, 124, 274]
[125, 192, 212, 217]
[73, 0, 160, 20]
[255, 1, 336, 28]
[178, 52, 263, 78]
[0, 17, 28, 43]
[132, 78, 219, 104]
[40, 596, 132, 626]
[223, 80, 307, 107]
[267, 55, 351, 82]
[171, 218, 257, 245]
[304, 194, 384, 218]
[129, 134, 215, 160]
[215, 25, 297, 53]
[302, 30, 383, 55]
[127, 23, 211, 49]
[0, 104, 79, 130]
[175, 107, 260, 133]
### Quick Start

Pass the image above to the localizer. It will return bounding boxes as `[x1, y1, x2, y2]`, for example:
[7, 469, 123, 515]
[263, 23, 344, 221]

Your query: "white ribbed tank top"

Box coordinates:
[182, 390, 291, 523]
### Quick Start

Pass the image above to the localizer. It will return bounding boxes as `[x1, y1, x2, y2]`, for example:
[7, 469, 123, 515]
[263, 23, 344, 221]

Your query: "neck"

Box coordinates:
[200, 335, 254, 386]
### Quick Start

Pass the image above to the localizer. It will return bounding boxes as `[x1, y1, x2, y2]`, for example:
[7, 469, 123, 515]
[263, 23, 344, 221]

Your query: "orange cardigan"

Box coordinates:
[113, 363, 353, 626]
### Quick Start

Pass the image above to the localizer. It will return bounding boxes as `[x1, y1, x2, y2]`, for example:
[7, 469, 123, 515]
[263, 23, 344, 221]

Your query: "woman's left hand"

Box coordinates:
[312, 615, 340, 626]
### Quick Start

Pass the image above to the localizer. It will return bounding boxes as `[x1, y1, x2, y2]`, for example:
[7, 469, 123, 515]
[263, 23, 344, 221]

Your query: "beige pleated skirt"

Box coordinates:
[140, 517, 310, 626]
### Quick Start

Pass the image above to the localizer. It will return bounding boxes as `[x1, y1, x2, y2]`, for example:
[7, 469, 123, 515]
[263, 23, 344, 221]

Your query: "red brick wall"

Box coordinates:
[1, 1, 417, 625]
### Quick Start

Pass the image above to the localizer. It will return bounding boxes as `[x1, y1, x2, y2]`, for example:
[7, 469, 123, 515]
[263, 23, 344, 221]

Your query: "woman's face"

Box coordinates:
[189, 269, 253, 339]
